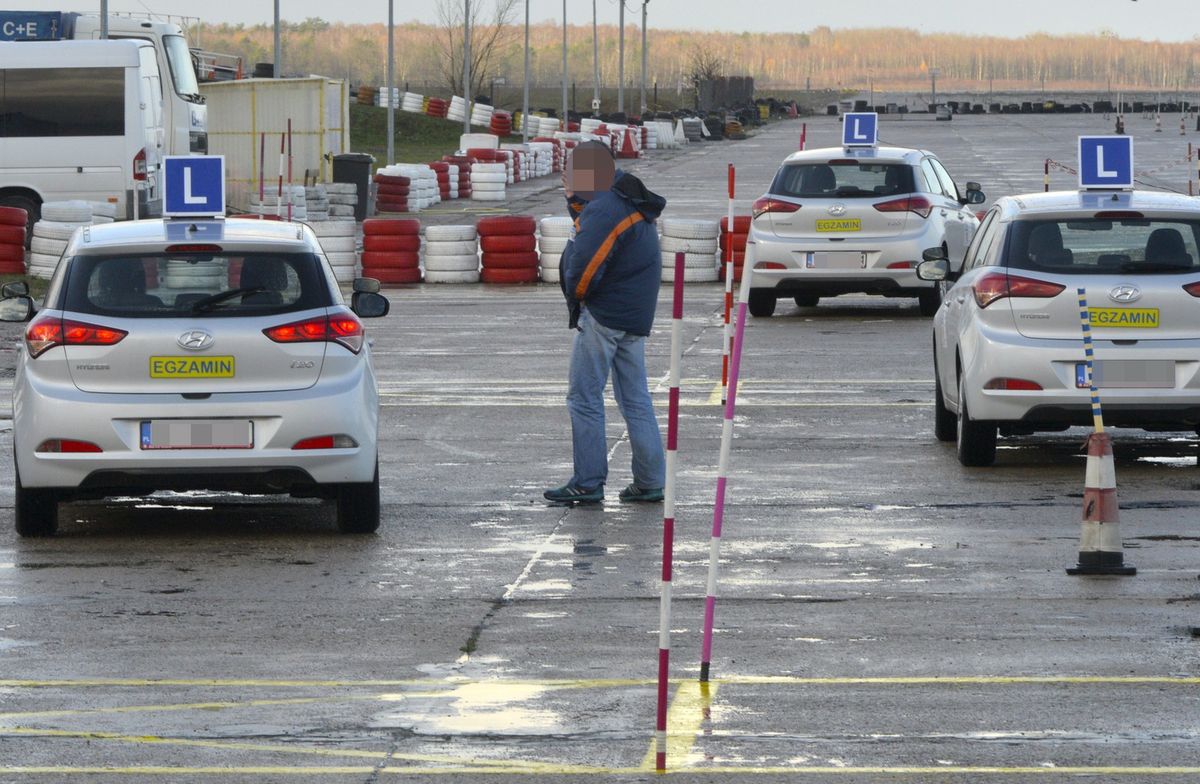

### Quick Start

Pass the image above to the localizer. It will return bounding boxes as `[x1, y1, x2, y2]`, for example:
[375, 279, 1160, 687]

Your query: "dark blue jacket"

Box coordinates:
[561, 170, 666, 337]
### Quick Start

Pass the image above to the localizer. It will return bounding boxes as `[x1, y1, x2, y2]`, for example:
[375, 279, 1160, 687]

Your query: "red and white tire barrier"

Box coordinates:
[423, 224, 479, 283]
[309, 218, 358, 282]
[1067, 432, 1135, 576]
[361, 218, 421, 285]
[660, 218, 719, 282]
[0, 206, 28, 275]
[28, 201, 93, 279]
[477, 215, 538, 283]
[538, 217, 573, 283]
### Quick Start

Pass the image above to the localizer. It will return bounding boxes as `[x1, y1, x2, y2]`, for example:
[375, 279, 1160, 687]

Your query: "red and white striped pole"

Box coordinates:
[799, 122, 807, 151]
[655, 251, 685, 772]
[287, 119, 294, 222]
[721, 164, 735, 404]
[700, 242, 754, 683]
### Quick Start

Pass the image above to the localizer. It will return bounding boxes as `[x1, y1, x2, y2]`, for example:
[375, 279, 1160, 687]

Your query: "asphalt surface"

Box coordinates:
[1, 113, 1199, 782]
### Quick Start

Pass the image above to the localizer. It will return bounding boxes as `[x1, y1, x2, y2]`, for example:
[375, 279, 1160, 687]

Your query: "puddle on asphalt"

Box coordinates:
[1137, 456, 1197, 467]
[372, 681, 564, 736]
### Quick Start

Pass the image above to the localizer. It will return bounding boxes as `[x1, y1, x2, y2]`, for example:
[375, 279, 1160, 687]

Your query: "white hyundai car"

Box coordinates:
[747, 145, 985, 317]
[919, 189, 1200, 466]
[0, 218, 390, 536]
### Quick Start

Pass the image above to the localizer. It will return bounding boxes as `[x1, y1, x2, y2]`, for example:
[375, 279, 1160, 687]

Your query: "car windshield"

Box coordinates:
[59, 252, 331, 318]
[163, 34, 201, 99]
[771, 162, 914, 198]
[1006, 218, 1200, 275]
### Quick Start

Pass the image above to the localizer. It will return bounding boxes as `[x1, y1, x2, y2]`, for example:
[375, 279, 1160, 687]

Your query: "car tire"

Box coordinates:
[748, 289, 777, 318]
[933, 354, 956, 443]
[956, 376, 997, 466]
[336, 463, 380, 534]
[918, 287, 942, 317]
[793, 294, 819, 308]
[15, 462, 58, 537]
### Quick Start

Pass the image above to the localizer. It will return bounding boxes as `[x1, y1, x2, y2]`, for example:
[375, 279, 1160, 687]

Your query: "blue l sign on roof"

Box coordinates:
[1078, 136, 1133, 190]
[163, 156, 226, 218]
[843, 112, 878, 148]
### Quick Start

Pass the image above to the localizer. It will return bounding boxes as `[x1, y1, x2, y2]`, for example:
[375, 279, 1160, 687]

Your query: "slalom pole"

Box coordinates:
[700, 242, 755, 683]
[277, 132, 286, 218]
[1077, 288, 1104, 436]
[1189, 143, 1194, 197]
[259, 132, 265, 204]
[1044, 159, 1051, 192]
[799, 122, 807, 151]
[654, 251, 685, 773]
[287, 119, 294, 222]
[721, 164, 735, 404]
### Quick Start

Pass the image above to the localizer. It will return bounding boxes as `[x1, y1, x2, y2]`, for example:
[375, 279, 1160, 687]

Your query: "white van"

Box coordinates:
[0, 39, 164, 230]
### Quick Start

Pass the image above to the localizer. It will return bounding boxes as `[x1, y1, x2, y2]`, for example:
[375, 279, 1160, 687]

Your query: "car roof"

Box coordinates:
[993, 189, 1200, 221]
[779, 146, 929, 166]
[70, 218, 317, 254]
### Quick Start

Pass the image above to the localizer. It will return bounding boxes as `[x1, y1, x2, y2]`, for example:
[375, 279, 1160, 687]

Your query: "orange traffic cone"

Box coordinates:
[617, 128, 640, 159]
[1067, 432, 1136, 576]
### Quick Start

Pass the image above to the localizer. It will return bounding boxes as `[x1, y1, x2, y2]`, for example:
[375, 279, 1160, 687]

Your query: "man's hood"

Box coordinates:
[611, 169, 666, 222]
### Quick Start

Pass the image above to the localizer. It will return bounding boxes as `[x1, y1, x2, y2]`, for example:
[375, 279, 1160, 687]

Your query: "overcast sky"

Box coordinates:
[81, 0, 1197, 41]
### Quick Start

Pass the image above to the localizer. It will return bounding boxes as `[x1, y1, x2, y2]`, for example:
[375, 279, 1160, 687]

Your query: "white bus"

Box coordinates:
[0, 39, 165, 228]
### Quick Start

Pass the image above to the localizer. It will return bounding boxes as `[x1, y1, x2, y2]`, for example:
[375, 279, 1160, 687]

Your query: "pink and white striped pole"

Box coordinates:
[700, 242, 755, 683]
[259, 132, 266, 204]
[655, 251, 686, 772]
[721, 164, 736, 404]
[287, 119, 294, 223]
[800, 122, 807, 151]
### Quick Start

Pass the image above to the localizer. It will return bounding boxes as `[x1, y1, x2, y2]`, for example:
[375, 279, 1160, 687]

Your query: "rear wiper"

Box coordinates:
[190, 286, 266, 314]
[1117, 262, 1193, 273]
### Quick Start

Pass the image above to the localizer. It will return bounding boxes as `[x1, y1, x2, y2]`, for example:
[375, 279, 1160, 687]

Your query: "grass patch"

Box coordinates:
[349, 104, 522, 170]
[1, 273, 48, 301]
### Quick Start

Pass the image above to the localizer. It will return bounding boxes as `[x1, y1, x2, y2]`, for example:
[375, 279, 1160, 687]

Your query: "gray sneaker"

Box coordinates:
[544, 484, 604, 505]
[618, 484, 664, 503]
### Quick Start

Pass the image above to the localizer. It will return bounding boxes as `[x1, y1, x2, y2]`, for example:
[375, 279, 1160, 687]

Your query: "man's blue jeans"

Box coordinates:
[567, 309, 665, 491]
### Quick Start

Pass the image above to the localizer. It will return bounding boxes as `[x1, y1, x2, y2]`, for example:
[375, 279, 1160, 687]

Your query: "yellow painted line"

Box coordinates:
[707, 381, 724, 406]
[640, 681, 717, 771]
[720, 675, 1200, 685]
[0, 695, 372, 721]
[670, 767, 1200, 776]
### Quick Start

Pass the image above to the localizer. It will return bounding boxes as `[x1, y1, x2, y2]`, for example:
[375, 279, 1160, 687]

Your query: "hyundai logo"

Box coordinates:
[177, 330, 214, 351]
[1108, 285, 1142, 304]
[827, 203, 848, 217]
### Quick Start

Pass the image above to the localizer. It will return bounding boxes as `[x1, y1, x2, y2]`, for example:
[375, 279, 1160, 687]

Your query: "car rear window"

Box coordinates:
[771, 162, 915, 199]
[58, 252, 333, 318]
[1006, 218, 1200, 275]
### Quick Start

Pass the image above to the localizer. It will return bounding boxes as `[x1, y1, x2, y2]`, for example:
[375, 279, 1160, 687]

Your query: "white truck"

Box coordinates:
[0, 11, 208, 157]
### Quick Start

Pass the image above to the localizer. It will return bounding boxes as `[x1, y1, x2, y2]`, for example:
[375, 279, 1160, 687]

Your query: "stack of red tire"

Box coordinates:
[719, 215, 751, 282]
[490, 111, 513, 136]
[426, 97, 448, 118]
[361, 218, 421, 284]
[467, 148, 505, 166]
[443, 155, 473, 198]
[478, 215, 538, 284]
[374, 172, 411, 214]
[428, 162, 452, 201]
[0, 207, 28, 274]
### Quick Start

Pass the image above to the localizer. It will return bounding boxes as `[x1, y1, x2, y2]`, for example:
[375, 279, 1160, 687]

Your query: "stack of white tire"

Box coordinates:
[660, 218, 719, 282]
[537, 116, 561, 136]
[580, 118, 602, 134]
[470, 102, 494, 128]
[445, 164, 460, 199]
[525, 142, 554, 178]
[448, 96, 468, 123]
[423, 224, 479, 283]
[471, 162, 507, 202]
[248, 185, 307, 219]
[305, 184, 330, 221]
[28, 201, 92, 279]
[376, 88, 401, 109]
[310, 218, 358, 282]
[400, 92, 423, 113]
[538, 217, 573, 283]
[89, 201, 119, 224]
[643, 124, 658, 150]
[325, 183, 358, 219]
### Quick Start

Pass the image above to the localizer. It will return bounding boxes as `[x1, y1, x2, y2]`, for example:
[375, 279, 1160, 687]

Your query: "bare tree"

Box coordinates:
[686, 47, 724, 88]
[434, 0, 519, 99]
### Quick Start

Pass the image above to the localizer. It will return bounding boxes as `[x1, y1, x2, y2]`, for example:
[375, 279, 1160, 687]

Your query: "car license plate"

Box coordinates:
[805, 251, 868, 269]
[140, 420, 253, 450]
[1075, 360, 1174, 389]
[1087, 307, 1160, 328]
[149, 356, 236, 379]
[816, 219, 861, 233]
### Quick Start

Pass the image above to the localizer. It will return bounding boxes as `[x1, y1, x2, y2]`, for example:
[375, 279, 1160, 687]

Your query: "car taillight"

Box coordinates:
[292, 435, 358, 450]
[25, 317, 127, 358]
[973, 272, 1065, 309]
[133, 148, 147, 181]
[756, 262, 787, 270]
[874, 196, 933, 219]
[751, 197, 801, 220]
[263, 309, 365, 354]
[886, 261, 917, 269]
[37, 439, 103, 453]
[984, 378, 1044, 391]
[1183, 281, 1200, 297]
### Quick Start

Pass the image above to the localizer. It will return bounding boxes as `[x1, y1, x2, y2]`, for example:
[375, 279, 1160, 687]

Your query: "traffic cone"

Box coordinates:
[1067, 432, 1136, 576]
[617, 128, 640, 159]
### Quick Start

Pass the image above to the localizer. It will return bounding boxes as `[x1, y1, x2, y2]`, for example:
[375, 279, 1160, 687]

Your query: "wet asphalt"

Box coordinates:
[1, 113, 1199, 782]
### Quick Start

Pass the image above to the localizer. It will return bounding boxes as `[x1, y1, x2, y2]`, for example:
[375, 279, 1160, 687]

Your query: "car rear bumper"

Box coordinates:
[960, 324, 1200, 429]
[14, 366, 378, 491]
[748, 232, 939, 295]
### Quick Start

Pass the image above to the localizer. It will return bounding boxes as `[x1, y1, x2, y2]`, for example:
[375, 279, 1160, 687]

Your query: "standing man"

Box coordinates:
[544, 140, 667, 505]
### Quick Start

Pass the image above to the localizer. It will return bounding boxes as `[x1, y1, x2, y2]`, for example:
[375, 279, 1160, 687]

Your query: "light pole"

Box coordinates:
[562, 0, 568, 130]
[387, 0, 394, 164]
[592, 0, 600, 113]
[617, 0, 625, 113]
[100, 0, 108, 37]
[463, 0, 471, 134]
[522, 0, 530, 142]
[274, 0, 281, 77]
[640, 1, 649, 115]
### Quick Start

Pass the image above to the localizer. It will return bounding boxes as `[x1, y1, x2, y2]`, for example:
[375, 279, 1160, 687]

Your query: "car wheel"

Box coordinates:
[933, 354, 956, 443]
[336, 462, 380, 534]
[956, 376, 997, 466]
[793, 294, 819, 308]
[748, 289, 777, 318]
[918, 287, 942, 317]
[14, 463, 58, 537]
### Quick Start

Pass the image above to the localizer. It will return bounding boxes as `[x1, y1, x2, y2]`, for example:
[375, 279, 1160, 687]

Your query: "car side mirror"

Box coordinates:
[2, 281, 29, 298]
[916, 259, 949, 282]
[965, 188, 986, 205]
[0, 295, 34, 323]
[923, 246, 949, 262]
[352, 277, 380, 294]
[352, 290, 390, 319]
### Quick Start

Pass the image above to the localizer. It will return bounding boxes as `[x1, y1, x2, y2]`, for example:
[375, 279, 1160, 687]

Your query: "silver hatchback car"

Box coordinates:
[0, 218, 390, 536]
[920, 189, 1200, 466]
